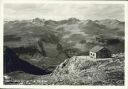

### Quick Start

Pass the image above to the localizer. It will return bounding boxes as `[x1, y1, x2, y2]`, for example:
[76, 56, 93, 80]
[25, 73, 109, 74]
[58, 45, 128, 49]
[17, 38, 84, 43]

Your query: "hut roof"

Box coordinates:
[90, 46, 105, 53]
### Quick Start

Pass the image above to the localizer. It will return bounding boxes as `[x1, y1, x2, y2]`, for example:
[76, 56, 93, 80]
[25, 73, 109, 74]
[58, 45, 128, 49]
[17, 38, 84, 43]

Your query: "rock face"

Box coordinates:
[49, 56, 124, 85]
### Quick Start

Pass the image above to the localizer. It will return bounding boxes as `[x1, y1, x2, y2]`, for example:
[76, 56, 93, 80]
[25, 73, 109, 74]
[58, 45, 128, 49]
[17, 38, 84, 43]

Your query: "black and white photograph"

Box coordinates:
[3, 3, 125, 85]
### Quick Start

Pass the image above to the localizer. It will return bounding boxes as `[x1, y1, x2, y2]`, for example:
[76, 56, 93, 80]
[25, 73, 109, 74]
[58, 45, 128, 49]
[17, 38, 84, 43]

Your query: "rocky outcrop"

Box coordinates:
[49, 56, 124, 85]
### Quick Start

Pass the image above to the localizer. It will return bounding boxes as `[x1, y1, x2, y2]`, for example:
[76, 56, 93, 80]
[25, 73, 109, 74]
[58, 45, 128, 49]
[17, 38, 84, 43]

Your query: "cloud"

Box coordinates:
[4, 3, 124, 21]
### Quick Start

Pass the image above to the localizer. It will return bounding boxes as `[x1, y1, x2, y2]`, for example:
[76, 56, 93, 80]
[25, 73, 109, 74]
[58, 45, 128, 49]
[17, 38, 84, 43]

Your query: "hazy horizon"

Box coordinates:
[4, 18, 124, 22]
[4, 3, 124, 21]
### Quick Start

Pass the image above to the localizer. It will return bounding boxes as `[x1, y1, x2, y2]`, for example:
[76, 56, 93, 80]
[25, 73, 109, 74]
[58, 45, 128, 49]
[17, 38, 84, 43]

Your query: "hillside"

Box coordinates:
[4, 18, 125, 85]
[4, 55, 124, 85]
[49, 56, 124, 85]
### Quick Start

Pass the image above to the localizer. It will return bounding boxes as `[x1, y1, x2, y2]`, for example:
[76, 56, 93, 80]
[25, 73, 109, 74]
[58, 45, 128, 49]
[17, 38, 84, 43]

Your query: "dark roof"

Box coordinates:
[90, 46, 105, 52]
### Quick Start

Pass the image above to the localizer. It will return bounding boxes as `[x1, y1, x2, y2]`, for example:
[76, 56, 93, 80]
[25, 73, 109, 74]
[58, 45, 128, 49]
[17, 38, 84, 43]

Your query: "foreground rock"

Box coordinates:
[45, 56, 124, 85]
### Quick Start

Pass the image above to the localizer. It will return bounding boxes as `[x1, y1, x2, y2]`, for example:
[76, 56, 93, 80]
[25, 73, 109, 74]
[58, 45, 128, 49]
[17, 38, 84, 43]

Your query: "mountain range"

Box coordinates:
[4, 18, 124, 85]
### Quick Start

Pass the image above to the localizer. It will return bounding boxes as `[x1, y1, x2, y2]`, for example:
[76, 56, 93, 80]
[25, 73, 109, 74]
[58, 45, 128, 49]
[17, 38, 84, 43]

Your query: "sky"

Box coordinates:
[4, 3, 124, 21]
